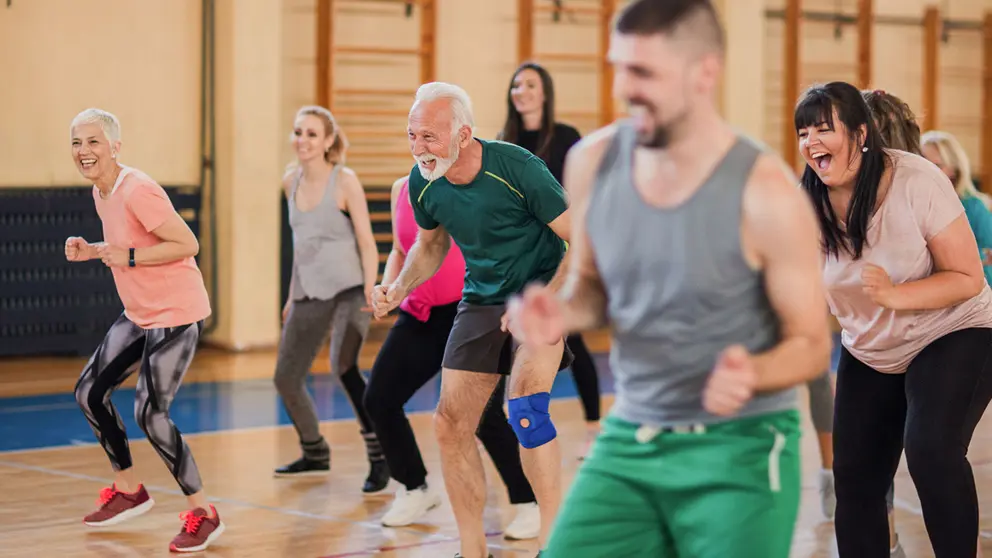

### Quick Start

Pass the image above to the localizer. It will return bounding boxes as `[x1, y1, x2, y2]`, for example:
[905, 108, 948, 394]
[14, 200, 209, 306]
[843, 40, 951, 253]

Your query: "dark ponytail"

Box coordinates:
[794, 81, 889, 260]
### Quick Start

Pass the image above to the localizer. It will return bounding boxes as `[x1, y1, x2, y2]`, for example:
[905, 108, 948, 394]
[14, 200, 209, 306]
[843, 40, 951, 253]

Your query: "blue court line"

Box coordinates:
[0, 355, 616, 453]
[0, 336, 843, 454]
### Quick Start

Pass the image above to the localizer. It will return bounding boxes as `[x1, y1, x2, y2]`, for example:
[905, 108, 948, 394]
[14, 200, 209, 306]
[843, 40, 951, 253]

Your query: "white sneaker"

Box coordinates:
[890, 537, 906, 558]
[380, 485, 441, 527]
[820, 468, 836, 520]
[503, 502, 541, 540]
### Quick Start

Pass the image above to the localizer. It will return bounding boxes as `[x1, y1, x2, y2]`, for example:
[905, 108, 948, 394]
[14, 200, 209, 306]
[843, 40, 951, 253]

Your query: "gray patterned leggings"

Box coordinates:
[75, 314, 205, 495]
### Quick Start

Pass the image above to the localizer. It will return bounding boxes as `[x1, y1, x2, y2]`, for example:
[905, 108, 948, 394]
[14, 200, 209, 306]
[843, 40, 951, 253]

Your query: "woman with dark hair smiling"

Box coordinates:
[497, 61, 602, 457]
[795, 80, 992, 557]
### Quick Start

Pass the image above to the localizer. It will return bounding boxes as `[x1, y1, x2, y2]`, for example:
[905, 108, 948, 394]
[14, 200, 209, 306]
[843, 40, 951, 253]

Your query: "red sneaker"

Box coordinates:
[83, 484, 155, 527]
[169, 505, 224, 553]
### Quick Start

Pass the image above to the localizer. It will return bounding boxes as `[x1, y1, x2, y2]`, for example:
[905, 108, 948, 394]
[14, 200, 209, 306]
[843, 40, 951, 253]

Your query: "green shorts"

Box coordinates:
[544, 410, 802, 558]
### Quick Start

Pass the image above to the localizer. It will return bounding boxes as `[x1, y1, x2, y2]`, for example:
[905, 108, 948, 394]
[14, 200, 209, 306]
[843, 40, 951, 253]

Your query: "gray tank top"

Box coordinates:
[288, 165, 364, 301]
[586, 122, 796, 426]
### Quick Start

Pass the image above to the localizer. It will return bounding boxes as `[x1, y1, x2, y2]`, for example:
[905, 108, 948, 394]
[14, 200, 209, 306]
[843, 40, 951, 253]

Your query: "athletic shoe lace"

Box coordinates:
[97, 486, 118, 507]
[179, 510, 205, 534]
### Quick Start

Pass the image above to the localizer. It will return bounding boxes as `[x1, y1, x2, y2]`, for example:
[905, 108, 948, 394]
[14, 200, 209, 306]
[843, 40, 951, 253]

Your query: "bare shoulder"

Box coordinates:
[743, 153, 819, 251]
[337, 166, 366, 195]
[281, 167, 298, 198]
[390, 175, 407, 197]
[744, 153, 811, 219]
[564, 123, 620, 199]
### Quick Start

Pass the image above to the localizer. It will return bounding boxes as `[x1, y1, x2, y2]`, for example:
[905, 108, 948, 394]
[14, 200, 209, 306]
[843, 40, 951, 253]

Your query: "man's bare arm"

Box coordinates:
[393, 225, 450, 296]
[745, 155, 832, 391]
[555, 128, 616, 332]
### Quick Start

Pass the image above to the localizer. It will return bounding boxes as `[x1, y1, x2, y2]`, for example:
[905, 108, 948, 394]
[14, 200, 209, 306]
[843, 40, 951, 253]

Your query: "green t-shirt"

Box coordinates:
[408, 139, 567, 305]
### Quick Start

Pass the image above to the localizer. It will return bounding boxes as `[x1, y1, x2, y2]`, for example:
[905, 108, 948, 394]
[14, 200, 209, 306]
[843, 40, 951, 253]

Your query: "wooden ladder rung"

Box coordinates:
[335, 88, 417, 96]
[334, 108, 411, 117]
[558, 110, 599, 118]
[339, 0, 420, 4]
[367, 191, 393, 202]
[361, 171, 412, 181]
[536, 52, 600, 62]
[535, 4, 602, 15]
[346, 130, 408, 139]
[335, 46, 422, 56]
[349, 150, 412, 158]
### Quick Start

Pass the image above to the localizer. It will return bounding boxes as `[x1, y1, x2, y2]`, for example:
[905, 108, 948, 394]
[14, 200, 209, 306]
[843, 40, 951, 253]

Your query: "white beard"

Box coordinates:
[415, 141, 460, 181]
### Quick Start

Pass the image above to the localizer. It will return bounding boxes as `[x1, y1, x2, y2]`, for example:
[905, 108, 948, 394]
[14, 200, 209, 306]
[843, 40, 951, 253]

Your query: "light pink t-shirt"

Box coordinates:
[395, 178, 465, 322]
[823, 150, 992, 374]
[93, 167, 212, 329]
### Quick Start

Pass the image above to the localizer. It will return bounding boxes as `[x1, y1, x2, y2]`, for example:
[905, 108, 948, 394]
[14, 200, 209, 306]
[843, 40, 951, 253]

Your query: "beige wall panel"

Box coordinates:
[0, 0, 202, 187]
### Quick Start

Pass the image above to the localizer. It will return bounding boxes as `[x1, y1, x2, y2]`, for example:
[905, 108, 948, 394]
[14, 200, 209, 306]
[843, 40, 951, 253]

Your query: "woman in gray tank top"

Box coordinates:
[272, 106, 388, 493]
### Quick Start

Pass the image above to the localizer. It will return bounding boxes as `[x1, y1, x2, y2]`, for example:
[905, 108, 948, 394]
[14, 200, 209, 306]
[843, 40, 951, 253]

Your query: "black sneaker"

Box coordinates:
[273, 456, 329, 477]
[362, 459, 390, 493]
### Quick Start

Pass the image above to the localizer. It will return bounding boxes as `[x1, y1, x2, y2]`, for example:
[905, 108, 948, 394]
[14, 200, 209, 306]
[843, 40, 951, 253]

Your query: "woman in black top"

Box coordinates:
[498, 61, 601, 457]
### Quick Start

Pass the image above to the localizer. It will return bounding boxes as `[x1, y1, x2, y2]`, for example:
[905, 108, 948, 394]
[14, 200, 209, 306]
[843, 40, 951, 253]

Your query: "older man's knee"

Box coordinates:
[434, 399, 474, 446]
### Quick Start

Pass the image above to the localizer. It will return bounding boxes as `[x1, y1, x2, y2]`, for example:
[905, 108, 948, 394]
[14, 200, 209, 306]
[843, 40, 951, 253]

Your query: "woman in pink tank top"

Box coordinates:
[394, 178, 465, 318]
[795, 81, 992, 558]
[361, 176, 540, 535]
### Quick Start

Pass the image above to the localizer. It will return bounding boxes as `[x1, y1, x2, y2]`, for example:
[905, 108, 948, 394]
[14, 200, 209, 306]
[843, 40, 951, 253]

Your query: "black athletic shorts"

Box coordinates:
[441, 301, 574, 375]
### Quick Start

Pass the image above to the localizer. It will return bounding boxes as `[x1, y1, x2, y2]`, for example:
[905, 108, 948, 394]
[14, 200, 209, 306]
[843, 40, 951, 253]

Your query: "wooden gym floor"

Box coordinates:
[0, 332, 990, 557]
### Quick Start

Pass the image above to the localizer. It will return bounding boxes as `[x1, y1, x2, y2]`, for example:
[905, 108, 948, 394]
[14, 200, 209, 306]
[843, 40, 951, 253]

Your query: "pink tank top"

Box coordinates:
[397, 179, 466, 321]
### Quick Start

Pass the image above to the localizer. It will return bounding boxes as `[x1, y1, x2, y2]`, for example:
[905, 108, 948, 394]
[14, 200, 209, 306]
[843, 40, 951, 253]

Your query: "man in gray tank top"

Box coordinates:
[505, 1, 832, 557]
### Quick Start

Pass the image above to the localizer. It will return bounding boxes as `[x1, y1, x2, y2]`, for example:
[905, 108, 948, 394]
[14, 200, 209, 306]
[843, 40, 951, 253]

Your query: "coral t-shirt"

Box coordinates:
[92, 167, 211, 329]
[823, 150, 992, 373]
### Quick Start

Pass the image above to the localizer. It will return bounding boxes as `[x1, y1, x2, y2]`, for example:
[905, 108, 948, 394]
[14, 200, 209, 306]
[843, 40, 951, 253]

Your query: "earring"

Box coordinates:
[862, 146, 868, 152]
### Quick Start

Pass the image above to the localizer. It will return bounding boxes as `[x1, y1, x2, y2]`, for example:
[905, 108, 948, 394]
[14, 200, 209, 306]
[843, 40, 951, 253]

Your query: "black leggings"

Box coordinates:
[833, 327, 992, 558]
[364, 303, 536, 504]
[566, 334, 601, 422]
[75, 314, 204, 496]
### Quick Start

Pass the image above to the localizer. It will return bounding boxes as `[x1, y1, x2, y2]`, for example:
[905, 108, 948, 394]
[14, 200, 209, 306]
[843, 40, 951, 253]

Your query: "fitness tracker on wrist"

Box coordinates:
[129, 247, 135, 268]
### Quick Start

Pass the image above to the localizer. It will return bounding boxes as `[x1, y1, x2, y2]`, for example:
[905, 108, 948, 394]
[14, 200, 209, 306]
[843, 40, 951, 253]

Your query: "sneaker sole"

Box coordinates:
[273, 470, 329, 478]
[503, 528, 541, 541]
[84, 498, 156, 527]
[380, 495, 442, 528]
[170, 521, 225, 553]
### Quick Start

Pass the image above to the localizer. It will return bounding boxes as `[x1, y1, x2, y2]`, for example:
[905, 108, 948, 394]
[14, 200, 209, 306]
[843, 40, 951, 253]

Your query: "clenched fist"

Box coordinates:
[371, 283, 407, 319]
[96, 244, 129, 268]
[861, 263, 898, 308]
[503, 284, 564, 345]
[703, 345, 757, 417]
[65, 237, 91, 262]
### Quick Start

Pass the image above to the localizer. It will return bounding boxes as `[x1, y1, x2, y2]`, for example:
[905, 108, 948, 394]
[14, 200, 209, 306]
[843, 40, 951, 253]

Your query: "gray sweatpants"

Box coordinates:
[808, 371, 834, 434]
[274, 286, 376, 460]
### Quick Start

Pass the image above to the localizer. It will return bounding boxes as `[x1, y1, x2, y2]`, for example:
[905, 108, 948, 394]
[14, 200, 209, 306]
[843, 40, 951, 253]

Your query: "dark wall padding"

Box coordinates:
[0, 187, 200, 357]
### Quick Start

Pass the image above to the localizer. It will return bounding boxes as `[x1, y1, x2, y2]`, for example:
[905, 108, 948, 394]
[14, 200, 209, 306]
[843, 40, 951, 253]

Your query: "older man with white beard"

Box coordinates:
[370, 81, 572, 558]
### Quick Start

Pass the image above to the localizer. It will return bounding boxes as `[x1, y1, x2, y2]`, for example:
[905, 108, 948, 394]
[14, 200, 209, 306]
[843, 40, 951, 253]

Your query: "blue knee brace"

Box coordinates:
[508, 392, 557, 449]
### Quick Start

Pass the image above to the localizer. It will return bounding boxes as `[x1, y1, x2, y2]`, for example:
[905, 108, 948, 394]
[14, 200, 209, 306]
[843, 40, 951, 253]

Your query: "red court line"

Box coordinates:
[319, 531, 505, 558]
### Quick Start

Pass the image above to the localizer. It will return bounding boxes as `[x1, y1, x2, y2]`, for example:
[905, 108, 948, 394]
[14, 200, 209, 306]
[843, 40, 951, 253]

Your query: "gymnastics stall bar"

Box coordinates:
[773, 2, 992, 191]
[517, 0, 618, 128]
[312, 0, 436, 283]
[315, 0, 436, 188]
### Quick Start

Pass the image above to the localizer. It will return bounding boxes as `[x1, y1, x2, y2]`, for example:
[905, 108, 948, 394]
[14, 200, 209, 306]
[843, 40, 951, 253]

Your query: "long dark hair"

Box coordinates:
[497, 62, 556, 162]
[795, 81, 889, 260]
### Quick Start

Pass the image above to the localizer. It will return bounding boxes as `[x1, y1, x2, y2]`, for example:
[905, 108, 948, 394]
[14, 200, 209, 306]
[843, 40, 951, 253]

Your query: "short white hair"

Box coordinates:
[413, 82, 475, 134]
[70, 108, 121, 143]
